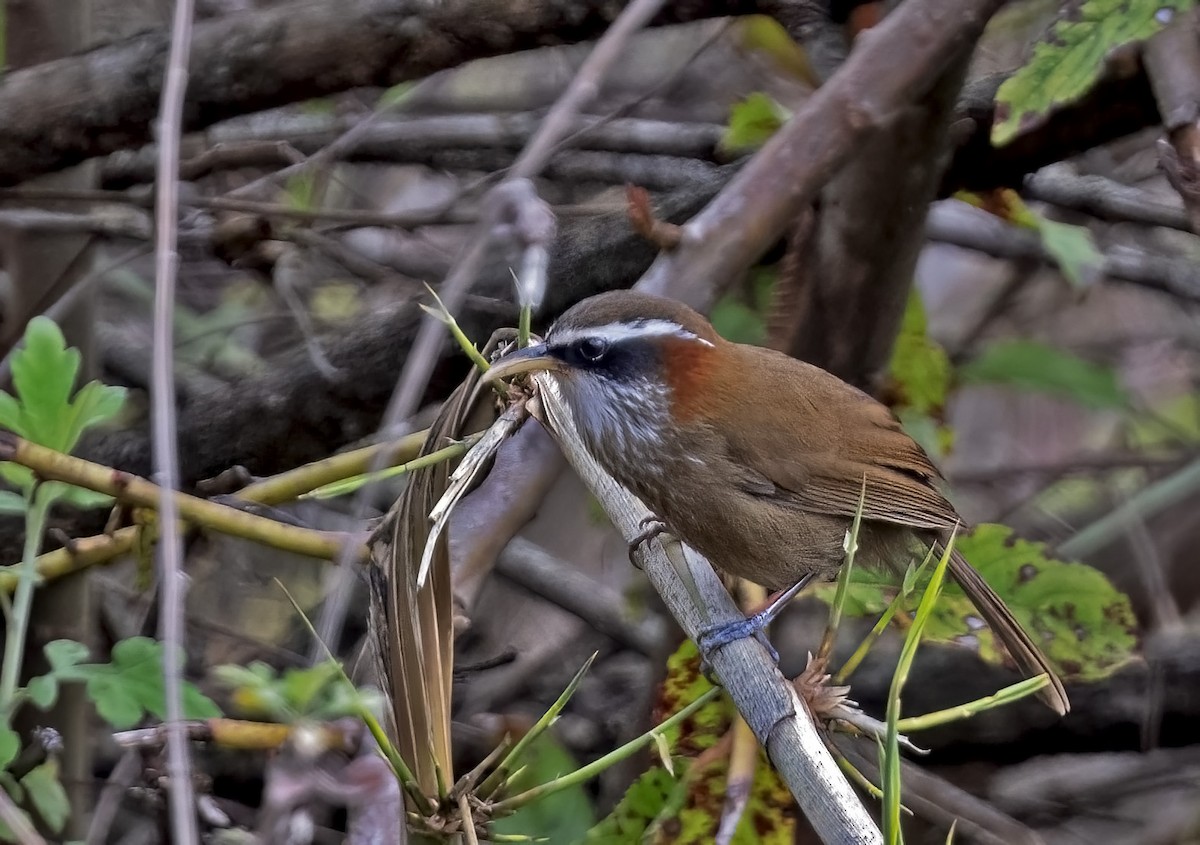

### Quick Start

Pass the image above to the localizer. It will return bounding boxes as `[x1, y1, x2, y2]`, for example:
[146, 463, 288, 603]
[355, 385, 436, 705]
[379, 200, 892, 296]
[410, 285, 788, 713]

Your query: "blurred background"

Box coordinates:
[1, 0, 1199, 842]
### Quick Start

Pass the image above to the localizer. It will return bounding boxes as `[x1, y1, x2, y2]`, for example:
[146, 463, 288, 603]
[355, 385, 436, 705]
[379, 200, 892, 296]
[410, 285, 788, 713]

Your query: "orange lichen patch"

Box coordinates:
[661, 336, 716, 424]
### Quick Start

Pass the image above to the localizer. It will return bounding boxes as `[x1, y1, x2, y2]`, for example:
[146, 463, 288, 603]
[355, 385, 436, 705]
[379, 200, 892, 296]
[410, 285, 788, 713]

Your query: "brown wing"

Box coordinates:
[719, 344, 960, 531]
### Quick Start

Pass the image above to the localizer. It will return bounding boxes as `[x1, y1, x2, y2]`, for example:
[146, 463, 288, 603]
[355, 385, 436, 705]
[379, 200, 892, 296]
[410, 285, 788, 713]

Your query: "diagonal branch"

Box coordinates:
[638, 0, 1007, 311]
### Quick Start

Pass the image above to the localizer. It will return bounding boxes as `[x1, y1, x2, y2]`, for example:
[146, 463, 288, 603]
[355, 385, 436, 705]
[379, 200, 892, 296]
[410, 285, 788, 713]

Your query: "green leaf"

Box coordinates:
[720, 92, 791, 155]
[46, 482, 114, 511]
[1032, 216, 1104, 288]
[0, 465, 32, 495]
[25, 675, 58, 710]
[1, 317, 125, 455]
[591, 642, 795, 844]
[61, 381, 126, 454]
[961, 339, 1128, 408]
[993, 0, 1194, 146]
[583, 768, 684, 843]
[733, 15, 819, 84]
[816, 525, 1138, 681]
[72, 637, 221, 729]
[280, 662, 343, 715]
[889, 291, 952, 415]
[0, 723, 18, 770]
[44, 639, 89, 672]
[0, 393, 20, 434]
[20, 759, 69, 833]
[490, 735, 595, 844]
[9, 317, 79, 450]
[951, 525, 1137, 681]
[0, 492, 25, 515]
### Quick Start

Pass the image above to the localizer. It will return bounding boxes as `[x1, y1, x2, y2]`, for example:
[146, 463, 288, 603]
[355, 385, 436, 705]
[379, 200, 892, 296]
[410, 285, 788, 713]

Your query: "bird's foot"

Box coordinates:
[694, 574, 816, 680]
[627, 516, 670, 569]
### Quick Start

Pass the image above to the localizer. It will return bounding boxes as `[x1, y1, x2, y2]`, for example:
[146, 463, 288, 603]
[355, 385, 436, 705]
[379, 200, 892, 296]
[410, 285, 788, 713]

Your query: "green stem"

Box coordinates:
[302, 436, 482, 500]
[518, 304, 532, 348]
[479, 653, 596, 798]
[895, 675, 1049, 733]
[0, 488, 51, 712]
[490, 687, 720, 815]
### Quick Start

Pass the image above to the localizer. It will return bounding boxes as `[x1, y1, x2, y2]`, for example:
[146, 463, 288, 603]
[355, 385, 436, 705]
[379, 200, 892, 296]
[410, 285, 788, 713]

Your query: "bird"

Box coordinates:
[486, 289, 1069, 715]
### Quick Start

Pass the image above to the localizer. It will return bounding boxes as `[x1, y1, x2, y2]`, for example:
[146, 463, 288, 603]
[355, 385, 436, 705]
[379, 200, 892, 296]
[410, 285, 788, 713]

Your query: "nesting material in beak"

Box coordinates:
[486, 343, 564, 382]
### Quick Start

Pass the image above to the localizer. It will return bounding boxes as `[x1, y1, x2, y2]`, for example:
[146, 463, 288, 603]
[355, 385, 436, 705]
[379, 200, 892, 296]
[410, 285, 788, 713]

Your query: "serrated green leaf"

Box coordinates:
[72, 637, 221, 729]
[87, 675, 144, 729]
[491, 735, 595, 843]
[720, 92, 791, 155]
[44, 639, 89, 672]
[889, 291, 952, 415]
[815, 525, 1138, 680]
[961, 339, 1128, 408]
[0, 492, 25, 515]
[61, 381, 126, 453]
[0, 394, 20, 434]
[9, 317, 79, 451]
[21, 759, 69, 833]
[993, 0, 1195, 146]
[0, 724, 18, 770]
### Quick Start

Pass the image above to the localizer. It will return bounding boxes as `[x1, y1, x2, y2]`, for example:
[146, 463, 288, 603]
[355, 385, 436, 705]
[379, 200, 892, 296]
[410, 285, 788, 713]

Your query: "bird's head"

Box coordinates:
[487, 290, 721, 473]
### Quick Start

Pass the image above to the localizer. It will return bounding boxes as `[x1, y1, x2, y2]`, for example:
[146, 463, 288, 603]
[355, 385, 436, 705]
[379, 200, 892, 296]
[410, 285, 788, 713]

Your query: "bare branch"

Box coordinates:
[925, 201, 1200, 303]
[0, 0, 754, 187]
[1024, 163, 1192, 232]
[149, 0, 199, 840]
[98, 112, 725, 187]
[638, 0, 1007, 310]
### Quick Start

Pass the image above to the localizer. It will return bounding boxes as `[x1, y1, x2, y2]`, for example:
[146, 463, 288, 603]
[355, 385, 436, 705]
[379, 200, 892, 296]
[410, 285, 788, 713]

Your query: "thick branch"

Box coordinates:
[638, 0, 1007, 310]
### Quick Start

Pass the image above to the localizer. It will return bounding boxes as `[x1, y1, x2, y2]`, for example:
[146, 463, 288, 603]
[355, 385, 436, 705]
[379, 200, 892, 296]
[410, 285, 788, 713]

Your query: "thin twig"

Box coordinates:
[151, 0, 198, 837]
[85, 751, 140, 845]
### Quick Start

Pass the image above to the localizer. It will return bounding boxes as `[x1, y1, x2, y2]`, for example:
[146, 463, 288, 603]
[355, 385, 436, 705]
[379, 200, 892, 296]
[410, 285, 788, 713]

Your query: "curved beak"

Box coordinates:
[486, 343, 564, 383]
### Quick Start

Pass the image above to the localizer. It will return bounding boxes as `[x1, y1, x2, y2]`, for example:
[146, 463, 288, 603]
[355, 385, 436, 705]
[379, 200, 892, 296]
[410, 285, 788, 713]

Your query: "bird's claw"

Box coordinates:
[627, 517, 670, 569]
[693, 574, 817, 680]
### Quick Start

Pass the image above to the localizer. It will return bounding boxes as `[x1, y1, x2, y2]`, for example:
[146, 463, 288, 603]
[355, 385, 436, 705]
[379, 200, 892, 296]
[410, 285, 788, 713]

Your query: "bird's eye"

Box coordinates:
[576, 337, 609, 362]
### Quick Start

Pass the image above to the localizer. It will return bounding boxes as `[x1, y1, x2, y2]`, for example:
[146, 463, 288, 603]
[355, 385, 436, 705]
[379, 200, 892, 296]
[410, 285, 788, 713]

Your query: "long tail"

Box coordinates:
[943, 546, 1070, 715]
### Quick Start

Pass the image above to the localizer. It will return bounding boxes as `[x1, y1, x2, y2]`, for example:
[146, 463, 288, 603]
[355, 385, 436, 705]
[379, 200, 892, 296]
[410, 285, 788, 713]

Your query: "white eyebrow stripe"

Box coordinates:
[550, 319, 714, 348]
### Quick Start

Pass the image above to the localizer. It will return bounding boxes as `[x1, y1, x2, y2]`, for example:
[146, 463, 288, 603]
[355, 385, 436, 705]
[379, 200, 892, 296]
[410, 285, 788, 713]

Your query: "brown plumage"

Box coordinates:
[490, 290, 1069, 715]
